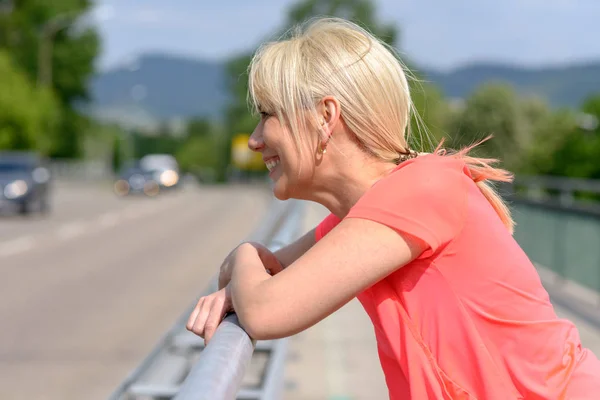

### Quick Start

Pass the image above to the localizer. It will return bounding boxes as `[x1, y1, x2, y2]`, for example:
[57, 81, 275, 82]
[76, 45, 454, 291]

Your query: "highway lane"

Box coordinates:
[0, 182, 273, 400]
[0, 181, 127, 242]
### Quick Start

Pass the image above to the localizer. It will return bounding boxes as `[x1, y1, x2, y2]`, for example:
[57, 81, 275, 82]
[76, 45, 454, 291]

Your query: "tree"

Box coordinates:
[186, 118, 213, 139]
[0, 0, 100, 158]
[409, 78, 449, 151]
[111, 134, 123, 174]
[284, 0, 397, 45]
[0, 49, 59, 152]
[523, 94, 600, 179]
[447, 83, 525, 168]
[520, 109, 578, 176]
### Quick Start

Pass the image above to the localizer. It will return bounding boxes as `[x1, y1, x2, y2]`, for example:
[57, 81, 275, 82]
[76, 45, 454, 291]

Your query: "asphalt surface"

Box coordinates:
[0, 181, 272, 400]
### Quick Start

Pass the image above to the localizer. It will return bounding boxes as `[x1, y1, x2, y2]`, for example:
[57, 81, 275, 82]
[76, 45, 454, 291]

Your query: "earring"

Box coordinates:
[318, 143, 327, 155]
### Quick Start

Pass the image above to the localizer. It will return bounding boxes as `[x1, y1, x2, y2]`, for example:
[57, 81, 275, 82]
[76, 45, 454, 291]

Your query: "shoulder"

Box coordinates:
[347, 155, 471, 255]
[381, 154, 468, 189]
[356, 154, 470, 210]
[315, 155, 472, 253]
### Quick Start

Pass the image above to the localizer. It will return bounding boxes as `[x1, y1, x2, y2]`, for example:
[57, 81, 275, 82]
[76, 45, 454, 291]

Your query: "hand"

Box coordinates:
[186, 285, 233, 345]
[218, 242, 284, 290]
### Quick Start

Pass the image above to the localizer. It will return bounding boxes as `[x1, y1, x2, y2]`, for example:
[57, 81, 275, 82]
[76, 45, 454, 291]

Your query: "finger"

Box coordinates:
[204, 296, 227, 345]
[186, 297, 204, 331]
[192, 296, 214, 338]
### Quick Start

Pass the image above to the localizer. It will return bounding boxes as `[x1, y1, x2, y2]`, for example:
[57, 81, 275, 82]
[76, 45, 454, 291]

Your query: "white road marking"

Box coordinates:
[0, 236, 35, 257]
[57, 221, 86, 240]
[98, 212, 120, 228]
[0, 194, 186, 255]
[123, 204, 150, 219]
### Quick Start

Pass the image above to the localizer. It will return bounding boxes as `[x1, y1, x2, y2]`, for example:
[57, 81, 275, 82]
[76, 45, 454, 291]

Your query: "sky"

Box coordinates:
[91, 0, 600, 72]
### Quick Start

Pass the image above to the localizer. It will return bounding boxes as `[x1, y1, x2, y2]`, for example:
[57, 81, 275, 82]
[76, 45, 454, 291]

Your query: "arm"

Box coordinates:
[230, 218, 426, 340]
[191, 159, 465, 343]
[218, 228, 316, 289]
[273, 228, 316, 268]
[189, 228, 317, 344]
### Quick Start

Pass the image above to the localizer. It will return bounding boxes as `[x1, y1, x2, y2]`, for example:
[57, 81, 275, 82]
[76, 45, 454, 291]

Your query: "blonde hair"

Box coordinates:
[248, 17, 514, 233]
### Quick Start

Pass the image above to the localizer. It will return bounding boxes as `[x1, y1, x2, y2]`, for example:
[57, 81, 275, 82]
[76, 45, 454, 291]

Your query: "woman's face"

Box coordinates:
[248, 112, 319, 200]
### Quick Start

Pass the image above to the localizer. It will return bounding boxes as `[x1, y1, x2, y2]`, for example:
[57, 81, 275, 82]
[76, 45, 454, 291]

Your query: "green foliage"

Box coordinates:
[285, 0, 397, 45]
[449, 84, 522, 151]
[111, 134, 123, 173]
[409, 79, 449, 152]
[132, 132, 183, 160]
[444, 83, 543, 170]
[521, 95, 600, 179]
[0, 0, 100, 158]
[176, 121, 227, 182]
[444, 83, 600, 180]
[0, 49, 59, 153]
[176, 135, 222, 180]
[581, 94, 600, 119]
[187, 118, 213, 139]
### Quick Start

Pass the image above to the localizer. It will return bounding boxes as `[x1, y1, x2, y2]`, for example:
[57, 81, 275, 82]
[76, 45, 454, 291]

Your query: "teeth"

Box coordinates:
[265, 158, 280, 171]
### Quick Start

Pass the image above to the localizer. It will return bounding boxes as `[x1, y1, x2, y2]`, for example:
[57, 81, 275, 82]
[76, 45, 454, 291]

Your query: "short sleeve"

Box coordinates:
[346, 156, 469, 255]
[315, 213, 342, 242]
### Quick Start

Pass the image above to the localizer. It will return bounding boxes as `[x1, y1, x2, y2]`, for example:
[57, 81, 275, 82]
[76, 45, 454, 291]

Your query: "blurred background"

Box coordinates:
[0, 1, 599, 399]
[0, 0, 599, 184]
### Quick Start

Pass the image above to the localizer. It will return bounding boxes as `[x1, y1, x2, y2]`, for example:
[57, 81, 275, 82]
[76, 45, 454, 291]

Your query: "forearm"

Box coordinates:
[229, 245, 272, 336]
[273, 228, 316, 268]
[220, 228, 316, 289]
[230, 243, 327, 341]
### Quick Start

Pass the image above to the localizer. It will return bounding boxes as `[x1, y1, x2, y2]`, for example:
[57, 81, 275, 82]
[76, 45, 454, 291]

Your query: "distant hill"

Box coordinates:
[88, 53, 600, 129]
[419, 62, 600, 108]
[88, 54, 229, 130]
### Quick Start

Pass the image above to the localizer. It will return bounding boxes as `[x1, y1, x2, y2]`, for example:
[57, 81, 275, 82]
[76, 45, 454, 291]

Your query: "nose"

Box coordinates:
[248, 126, 265, 152]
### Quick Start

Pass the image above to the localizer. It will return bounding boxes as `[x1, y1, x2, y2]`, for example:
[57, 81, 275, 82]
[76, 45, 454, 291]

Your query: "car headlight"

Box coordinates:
[159, 170, 179, 187]
[4, 180, 28, 199]
[114, 179, 130, 196]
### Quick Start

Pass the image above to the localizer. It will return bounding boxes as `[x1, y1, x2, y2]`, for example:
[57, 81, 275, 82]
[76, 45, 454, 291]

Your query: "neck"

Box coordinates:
[307, 153, 397, 219]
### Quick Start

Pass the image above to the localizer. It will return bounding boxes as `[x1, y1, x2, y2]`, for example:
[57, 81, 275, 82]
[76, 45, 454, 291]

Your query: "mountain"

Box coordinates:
[88, 53, 600, 129]
[418, 62, 600, 108]
[88, 54, 229, 130]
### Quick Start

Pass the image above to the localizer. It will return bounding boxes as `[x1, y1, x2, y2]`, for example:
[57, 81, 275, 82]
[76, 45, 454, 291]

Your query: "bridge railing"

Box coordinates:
[108, 198, 306, 400]
[511, 175, 600, 208]
[505, 176, 600, 310]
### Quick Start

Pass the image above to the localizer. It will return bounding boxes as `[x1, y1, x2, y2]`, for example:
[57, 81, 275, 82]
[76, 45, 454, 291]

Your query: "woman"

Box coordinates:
[186, 17, 600, 399]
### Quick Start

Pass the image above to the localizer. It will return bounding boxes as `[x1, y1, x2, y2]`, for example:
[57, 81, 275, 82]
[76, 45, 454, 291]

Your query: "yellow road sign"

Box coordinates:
[231, 133, 265, 171]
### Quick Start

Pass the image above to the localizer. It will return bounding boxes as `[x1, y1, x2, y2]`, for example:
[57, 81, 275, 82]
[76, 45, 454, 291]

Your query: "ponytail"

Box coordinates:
[436, 136, 515, 235]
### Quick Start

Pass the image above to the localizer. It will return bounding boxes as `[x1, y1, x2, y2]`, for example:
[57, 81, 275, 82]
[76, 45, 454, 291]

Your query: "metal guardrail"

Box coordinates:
[49, 160, 113, 182]
[512, 175, 600, 207]
[109, 198, 305, 400]
[506, 175, 600, 308]
[175, 201, 304, 400]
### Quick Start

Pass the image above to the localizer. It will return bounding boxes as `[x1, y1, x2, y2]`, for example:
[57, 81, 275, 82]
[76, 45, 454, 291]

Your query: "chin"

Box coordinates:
[272, 178, 309, 202]
[272, 181, 291, 201]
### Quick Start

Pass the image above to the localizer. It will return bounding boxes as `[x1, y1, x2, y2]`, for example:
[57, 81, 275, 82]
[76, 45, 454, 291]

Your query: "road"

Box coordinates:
[0, 181, 272, 400]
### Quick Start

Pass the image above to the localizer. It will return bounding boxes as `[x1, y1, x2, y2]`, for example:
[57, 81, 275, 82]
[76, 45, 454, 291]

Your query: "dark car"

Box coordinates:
[0, 152, 51, 215]
[114, 164, 161, 197]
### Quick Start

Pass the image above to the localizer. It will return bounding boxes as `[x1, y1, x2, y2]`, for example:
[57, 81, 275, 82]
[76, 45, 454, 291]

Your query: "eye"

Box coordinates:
[260, 111, 272, 119]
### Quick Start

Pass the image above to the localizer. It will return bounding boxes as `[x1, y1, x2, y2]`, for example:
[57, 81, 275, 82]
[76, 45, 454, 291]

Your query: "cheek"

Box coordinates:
[295, 152, 318, 182]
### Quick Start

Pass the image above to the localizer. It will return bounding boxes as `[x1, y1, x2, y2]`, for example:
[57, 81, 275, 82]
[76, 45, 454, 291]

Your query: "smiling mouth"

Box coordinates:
[265, 157, 280, 172]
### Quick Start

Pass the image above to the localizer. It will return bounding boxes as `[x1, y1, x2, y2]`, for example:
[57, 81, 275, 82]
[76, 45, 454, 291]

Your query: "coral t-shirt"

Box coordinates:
[315, 154, 600, 399]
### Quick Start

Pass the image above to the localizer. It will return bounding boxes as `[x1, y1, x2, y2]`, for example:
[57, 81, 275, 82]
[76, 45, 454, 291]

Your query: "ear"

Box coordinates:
[317, 96, 341, 145]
